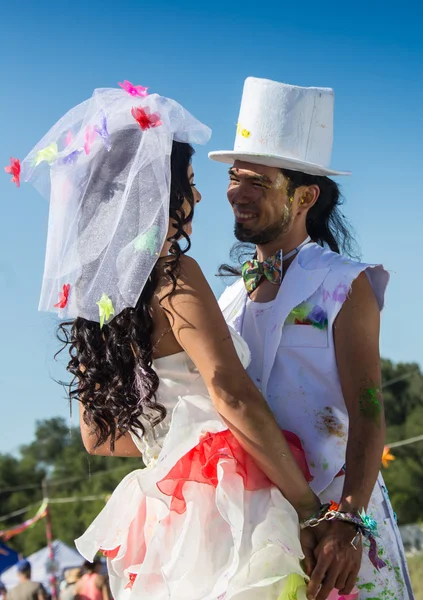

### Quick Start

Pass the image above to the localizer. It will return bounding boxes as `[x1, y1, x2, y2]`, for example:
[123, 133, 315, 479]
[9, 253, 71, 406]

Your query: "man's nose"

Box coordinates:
[228, 186, 251, 205]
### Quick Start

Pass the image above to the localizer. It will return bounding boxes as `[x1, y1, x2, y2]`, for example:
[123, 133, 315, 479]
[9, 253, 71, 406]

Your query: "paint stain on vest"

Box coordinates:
[316, 406, 345, 438]
[322, 283, 350, 304]
[233, 315, 243, 332]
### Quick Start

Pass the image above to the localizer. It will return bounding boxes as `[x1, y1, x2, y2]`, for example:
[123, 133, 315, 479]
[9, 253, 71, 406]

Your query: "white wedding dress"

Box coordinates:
[75, 330, 315, 600]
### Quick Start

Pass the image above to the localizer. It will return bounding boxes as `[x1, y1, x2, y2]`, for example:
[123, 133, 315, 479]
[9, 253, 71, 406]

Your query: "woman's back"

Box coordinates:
[128, 325, 251, 468]
[75, 320, 310, 599]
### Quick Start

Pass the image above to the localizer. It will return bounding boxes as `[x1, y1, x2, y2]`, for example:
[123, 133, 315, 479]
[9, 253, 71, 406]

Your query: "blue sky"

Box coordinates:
[0, 0, 421, 453]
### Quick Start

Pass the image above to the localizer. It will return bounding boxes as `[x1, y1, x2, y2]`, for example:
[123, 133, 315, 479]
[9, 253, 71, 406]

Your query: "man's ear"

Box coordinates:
[297, 185, 320, 214]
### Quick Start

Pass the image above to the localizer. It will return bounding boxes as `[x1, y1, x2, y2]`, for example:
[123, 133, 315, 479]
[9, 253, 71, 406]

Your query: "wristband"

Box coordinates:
[300, 505, 386, 571]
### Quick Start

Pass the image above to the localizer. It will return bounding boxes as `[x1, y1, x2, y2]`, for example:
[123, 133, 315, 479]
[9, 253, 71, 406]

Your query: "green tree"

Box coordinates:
[0, 449, 46, 555]
[381, 360, 423, 525]
[1, 418, 141, 556]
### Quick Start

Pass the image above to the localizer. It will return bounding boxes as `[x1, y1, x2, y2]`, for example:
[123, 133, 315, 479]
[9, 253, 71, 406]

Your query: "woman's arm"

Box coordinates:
[79, 402, 142, 457]
[159, 255, 319, 518]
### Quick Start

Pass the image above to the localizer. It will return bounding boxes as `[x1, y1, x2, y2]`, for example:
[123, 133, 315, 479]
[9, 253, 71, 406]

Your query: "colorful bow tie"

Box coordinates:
[242, 252, 282, 294]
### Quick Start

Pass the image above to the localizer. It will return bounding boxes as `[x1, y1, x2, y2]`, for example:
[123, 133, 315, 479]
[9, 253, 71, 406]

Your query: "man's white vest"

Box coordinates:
[219, 243, 389, 494]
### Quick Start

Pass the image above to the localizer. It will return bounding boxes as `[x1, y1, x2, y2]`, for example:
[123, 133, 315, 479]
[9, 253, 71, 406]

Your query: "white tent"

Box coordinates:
[0, 540, 84, 592]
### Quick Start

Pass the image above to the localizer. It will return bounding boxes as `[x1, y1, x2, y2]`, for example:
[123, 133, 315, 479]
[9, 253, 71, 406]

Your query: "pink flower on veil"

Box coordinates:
[118, 80, 149, 97]
[84, 125, 97, 155]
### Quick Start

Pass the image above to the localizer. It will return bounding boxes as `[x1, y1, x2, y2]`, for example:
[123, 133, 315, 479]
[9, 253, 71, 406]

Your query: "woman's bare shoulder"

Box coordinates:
[155, 254, 210, 300]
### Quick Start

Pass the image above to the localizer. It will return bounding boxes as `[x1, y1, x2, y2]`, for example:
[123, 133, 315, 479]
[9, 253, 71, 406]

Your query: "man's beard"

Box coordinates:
[234, 205, 292, 244]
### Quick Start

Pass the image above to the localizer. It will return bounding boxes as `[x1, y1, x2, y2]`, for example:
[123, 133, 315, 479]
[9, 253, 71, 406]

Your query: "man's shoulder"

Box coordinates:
[299, 243, 362, 271]
[302, 243, 389, 310]
[300, 243, 387, 284]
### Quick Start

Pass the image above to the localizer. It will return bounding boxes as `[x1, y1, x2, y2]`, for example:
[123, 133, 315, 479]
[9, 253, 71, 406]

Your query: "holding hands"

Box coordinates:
[298, 500, 383, 599]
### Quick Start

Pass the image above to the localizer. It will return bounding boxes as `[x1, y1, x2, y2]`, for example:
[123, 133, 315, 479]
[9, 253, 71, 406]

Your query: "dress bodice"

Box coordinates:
[129, 328, 251, 467]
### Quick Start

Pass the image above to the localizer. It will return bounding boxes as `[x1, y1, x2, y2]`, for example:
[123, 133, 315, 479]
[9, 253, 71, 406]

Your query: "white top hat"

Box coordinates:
[209, 77, 350, 177]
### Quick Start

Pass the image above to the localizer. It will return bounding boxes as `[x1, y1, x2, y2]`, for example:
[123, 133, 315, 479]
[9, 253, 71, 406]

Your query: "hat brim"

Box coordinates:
[208, 151, 351, 177]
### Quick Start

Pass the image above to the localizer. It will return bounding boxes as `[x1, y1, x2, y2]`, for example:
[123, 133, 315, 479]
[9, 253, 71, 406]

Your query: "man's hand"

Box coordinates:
[306, 522, 362, 600]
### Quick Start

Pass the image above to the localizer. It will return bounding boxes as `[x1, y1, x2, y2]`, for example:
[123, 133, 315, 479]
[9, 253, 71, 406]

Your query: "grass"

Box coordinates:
[407, 554, 423, 600]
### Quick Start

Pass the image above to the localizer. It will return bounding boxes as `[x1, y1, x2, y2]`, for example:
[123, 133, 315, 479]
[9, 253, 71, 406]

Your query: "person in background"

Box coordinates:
[0, 581, 7, 600]
[74, 561, 109, 600]
[60, 569, 82, 600]
[7, 560, 46, 600]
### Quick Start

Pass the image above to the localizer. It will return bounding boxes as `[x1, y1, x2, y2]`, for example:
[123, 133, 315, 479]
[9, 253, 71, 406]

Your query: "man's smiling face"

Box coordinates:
[227, 161, 294, 244]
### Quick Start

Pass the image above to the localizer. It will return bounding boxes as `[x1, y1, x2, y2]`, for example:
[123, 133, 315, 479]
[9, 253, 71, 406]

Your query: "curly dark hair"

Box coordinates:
[57, 135, 195, 451]
[219, 168, 359, 277]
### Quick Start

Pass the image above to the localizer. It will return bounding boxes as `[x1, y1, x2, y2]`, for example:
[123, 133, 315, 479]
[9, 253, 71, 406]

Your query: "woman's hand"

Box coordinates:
[300, 527, 318, 579]
[299, 520, 333, 580]
[306, 521, 362, 600]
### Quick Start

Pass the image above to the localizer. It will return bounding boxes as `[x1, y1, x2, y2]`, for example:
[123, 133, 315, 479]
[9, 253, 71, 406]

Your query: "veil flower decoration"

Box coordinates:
[4, 157, 21, 187]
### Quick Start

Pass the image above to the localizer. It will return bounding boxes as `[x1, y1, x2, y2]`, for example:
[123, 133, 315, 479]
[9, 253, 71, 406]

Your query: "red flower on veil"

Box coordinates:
[4, 157, 21, 187]
[54, 284, 71, 309]
[131, 106, 162, 131]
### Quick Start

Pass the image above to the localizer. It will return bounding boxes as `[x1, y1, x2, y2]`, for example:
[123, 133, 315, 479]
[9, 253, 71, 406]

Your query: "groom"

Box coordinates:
[210, 78, 413, 600]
